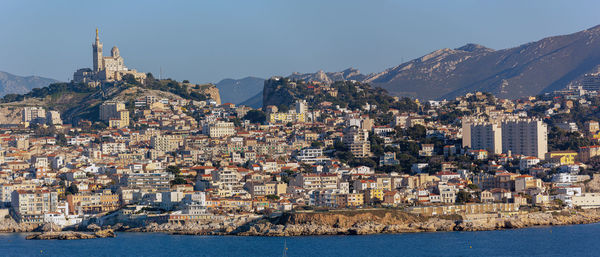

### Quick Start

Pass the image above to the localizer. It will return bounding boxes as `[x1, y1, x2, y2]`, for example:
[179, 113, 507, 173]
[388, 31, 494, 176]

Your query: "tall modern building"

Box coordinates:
[463, 121, 502, 155]
[501, 119, 548, 159]
[295, 100, 307, 114]
[582, 72, 600, 92]
[462, 117, 548, 159]
[22, 107, 46, 123]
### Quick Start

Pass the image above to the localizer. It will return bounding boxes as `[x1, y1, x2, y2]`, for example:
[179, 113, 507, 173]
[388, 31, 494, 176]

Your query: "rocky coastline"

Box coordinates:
[2, 209, 600, 237]
[233, 209, 600, 236]
[25, 229, 116, 240]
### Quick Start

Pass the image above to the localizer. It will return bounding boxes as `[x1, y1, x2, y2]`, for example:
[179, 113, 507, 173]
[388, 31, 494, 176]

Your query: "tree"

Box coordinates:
[456, 190, 472, 204]
[265, 194, 280, 200]
[92, 122, 107, 130]
[243, 110, 266, 124]
[66, 184, 79, 195]
[404, 125, 427, 140]
[170, 177, 187, 185]
[278, 104, 290, 113]
[311, 141, 324, 148]
[122, 74, 140, 85]
[166, 165, 181, 175]
[56, 133, 67, 145]
[231, 117, 242, 127]
[467, 184, 479, 190]
[349, 158, 377, 168]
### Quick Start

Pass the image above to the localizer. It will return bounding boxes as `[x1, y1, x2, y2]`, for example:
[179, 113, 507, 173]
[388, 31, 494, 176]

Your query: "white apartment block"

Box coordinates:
[501, 119, 548, 159]
[102, 142, 127, 155]
[22, 107, 46, 123]
[463, 117, 548, 159]
[204, 121, 235, 138]
[462, 120, 502, 154]
[151, 135, 184, 152]
[11, 190, 59, 223]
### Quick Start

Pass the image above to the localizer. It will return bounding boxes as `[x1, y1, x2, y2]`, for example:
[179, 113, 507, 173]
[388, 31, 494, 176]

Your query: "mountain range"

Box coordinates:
[365, 25, 600, 100]
[222, 24, 600, 104]
[0, 71, 59, 96]
[214, 77, 264, 106]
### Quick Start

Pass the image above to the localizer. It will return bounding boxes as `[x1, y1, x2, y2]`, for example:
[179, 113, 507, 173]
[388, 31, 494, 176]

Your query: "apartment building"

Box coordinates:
[100, 101, 130, 128]
[291, 173, 339, 190]
[11, 190, 58, 223]
[463, 117, 547, 159]
[203, 121, 235, 138]
[501, 119, 548, 159]
[343, 126, 371, 157]
[22, 107, 46, 123]
[151, 135, 184, 152]
[66, 190, 120, 215]
[121, 172, 173, 191]
[462, 120, 502, 154]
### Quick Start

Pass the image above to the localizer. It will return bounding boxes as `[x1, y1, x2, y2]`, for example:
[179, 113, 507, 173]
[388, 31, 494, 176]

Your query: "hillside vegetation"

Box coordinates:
[0, 75, 220, 123]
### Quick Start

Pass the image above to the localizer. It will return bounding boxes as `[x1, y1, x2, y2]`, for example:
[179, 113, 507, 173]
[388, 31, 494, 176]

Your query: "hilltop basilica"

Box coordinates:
[73, 29, 146, 85]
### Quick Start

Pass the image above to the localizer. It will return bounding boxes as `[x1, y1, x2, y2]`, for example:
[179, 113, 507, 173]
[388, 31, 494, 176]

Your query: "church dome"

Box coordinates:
[111, 46, 120, 57]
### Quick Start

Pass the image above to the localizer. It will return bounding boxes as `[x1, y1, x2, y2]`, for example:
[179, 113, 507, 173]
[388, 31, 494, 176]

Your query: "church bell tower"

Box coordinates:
[92, 28, 103, 72]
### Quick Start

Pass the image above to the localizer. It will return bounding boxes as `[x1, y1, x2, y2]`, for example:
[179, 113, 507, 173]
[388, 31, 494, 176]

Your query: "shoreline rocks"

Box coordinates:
[25, 229, 116, 240]
[6, 209, 600, 237]
[232, 209, 600, 236]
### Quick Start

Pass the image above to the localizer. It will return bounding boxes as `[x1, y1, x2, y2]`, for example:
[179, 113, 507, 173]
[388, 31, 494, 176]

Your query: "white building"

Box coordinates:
[462, 120, 502, 154]
[203, 121, 235, 138]
[463, 117, 548, 159]
[22, 107, 46, 124]
[501, 119, 548, 159]
[572, 193, 600, 209]
[519, 157, 540, 170]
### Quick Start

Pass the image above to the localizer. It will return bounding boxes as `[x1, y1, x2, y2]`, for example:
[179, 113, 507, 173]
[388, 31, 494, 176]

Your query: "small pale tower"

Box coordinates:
[92, 28, 103, 71]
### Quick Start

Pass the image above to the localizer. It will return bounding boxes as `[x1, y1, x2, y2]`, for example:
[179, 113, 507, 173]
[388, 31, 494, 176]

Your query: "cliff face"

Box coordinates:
[201, 86, 221, 105]
[262, 78, 296, 109]
[190, 84, 221, 105]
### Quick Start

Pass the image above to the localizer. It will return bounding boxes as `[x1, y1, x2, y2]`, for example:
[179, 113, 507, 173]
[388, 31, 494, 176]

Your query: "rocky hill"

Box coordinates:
[0, 77, 220, 124]
[215, 76, 264, 105]
[0, 71, 59, 96]
[235, 69, 367, 108]
[288, 68, 368, 84]
[261, 77, 418, 112]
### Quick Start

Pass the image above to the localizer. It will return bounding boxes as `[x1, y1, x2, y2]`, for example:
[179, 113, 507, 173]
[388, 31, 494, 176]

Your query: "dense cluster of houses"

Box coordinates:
[2, 84, 600, 227]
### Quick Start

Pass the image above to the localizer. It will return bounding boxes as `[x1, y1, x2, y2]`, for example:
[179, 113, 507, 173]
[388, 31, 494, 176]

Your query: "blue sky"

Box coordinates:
[1, 0, 599, 83]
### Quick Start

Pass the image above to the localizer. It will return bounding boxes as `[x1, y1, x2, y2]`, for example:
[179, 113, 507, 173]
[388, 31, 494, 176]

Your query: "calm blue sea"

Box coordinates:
[1, 223, 598, 257]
